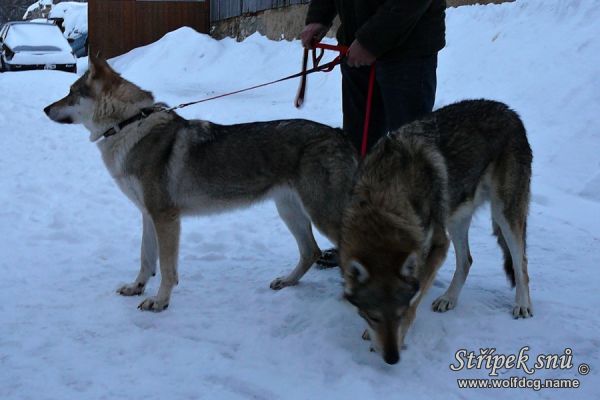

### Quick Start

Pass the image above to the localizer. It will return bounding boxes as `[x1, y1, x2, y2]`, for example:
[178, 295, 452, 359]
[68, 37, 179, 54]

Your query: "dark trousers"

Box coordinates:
[341, 54, 438, 153]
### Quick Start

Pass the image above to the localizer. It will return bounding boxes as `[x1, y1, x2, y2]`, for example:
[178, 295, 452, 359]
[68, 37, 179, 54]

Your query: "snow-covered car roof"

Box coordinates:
[48, 2, 88, 39]
[4, 22, 72, 53]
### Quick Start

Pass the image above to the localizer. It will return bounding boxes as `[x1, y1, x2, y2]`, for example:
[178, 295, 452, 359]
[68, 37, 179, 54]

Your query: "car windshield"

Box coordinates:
[4, 23, 71, 52]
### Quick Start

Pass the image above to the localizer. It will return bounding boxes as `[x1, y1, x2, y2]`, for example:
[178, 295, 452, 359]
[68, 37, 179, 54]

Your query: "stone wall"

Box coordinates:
[447, 0, 513, 6]
[211, 4, 315, 41]
[211, 0, 514, 41]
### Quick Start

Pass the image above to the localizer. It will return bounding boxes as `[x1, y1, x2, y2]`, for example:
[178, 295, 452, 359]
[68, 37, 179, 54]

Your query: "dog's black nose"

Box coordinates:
[383, 351, 400, 365]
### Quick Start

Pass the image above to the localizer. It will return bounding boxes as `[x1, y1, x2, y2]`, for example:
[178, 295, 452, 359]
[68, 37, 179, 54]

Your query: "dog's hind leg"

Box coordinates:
[138, 210, 180, 312]
[493, 220, 515, 287]
[118, 214, 158, 296]
[491, 200, 532, 318]
[270, 191, 321, 290]
[432, 212, 473, 312]
[490, 138, 532, 318]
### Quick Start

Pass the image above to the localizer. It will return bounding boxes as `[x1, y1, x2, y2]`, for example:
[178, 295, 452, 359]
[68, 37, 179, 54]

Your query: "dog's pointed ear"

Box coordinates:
[399, 253, 417, 277]
[397, 275, 421, 306]
[88, 54, 112, 81]
[349, 260, 370, 284]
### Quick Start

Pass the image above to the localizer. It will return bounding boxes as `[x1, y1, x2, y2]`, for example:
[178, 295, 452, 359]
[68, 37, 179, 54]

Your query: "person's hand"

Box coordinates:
[346, 40, 376, 67]
[301, 23, 329, 49]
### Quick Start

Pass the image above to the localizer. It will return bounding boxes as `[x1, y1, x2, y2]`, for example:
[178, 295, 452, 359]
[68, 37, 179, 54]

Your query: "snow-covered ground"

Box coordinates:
[1, 0, 598, 398]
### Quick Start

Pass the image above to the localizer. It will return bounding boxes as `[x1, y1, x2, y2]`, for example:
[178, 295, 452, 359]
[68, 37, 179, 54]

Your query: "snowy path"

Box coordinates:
[1, 1, 599, 399]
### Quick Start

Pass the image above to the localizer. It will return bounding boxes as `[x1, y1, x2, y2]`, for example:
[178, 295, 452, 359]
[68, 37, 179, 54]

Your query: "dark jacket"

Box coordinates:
[306, 0, 446, 60]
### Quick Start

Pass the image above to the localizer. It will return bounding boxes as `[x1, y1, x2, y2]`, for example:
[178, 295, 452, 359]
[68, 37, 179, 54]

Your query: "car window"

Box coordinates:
[12, 45, 63, 52]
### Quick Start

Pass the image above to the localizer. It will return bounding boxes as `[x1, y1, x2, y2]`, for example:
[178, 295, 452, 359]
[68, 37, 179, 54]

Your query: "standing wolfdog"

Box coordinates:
[341, 100, 533, 364]
[44, 56, 357, 311]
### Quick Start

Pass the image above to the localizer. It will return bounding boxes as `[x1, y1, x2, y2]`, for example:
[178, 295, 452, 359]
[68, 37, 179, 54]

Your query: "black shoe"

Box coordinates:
[316, 248, 339, 269]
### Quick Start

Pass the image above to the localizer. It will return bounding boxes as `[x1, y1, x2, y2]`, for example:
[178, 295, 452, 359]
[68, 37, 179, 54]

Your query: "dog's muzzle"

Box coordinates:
[44, 105, 73, 124]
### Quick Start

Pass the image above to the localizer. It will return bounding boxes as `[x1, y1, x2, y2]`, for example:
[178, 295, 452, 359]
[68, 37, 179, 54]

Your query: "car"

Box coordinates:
[48, 2, 89, 58]
[0, 21, 77, 73]
[46, 17, 88, 58]
[66, 30, 88, 58]
[27, 17, 89, 58]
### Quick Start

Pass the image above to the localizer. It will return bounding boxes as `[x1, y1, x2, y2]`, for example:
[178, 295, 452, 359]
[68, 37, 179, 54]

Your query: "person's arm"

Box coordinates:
[305, 0, 337, 27]
[356, 0, 434, 58]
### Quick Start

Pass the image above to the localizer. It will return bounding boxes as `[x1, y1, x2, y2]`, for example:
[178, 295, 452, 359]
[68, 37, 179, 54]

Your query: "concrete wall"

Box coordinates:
[211, 0, 514, 41]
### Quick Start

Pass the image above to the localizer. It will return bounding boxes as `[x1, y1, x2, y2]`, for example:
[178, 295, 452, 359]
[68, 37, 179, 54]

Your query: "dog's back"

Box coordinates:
[392, 99, 532, 213]
[124, 115, 356, 219]
[402, 100, 533, 319]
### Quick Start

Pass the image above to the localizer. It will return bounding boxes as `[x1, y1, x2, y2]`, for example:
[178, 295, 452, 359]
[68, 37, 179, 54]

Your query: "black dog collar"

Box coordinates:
[102, 107, 162, 138]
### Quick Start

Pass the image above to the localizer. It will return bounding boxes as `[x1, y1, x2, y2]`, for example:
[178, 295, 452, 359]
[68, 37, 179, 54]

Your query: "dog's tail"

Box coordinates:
[493, 221, 516, 287]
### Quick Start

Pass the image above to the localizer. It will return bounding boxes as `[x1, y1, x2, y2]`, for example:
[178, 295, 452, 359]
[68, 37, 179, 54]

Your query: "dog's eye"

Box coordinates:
[359, 310, 382, 324]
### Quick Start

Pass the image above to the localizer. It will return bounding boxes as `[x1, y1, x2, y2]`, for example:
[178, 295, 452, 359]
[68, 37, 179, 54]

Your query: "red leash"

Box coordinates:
[361, 65, 376, 157]
[169, 49, 343, 112]
[295, 43, 376, 158]
[168, 42, 375, 158]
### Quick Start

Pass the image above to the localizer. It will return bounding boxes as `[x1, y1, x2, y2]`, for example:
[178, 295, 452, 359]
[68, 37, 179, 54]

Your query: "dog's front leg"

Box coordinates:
[118, 214, 158, 296]
[138, 210, 180, 312]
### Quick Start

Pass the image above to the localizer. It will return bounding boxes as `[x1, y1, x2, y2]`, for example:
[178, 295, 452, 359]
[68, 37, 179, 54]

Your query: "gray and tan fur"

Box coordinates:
[44, 56, 358, 311]
[341, 133, 451, 364]
[340, 100, 533, 364]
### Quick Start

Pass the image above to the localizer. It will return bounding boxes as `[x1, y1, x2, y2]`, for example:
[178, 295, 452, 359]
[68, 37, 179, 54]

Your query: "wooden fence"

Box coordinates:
[88, 0, 317, 58]
[88, 0, 210, 59]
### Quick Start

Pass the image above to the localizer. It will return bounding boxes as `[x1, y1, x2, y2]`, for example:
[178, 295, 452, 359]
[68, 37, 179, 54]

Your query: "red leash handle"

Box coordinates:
[295, 43, 348, 108]
[296, 42, 375, 158]
[313, 42, 348, 55]
[294, 49, 310, 108]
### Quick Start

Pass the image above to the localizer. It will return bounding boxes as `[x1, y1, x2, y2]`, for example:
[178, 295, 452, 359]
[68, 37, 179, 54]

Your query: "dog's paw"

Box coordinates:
[432, 295, 456, 313]
[512, 303, 533, 319]
[315, 248, 340, 269]
[269, 277, 297, 291]
[138, 297, 169, 312]
[362, 330, 370, 341]
[117, 282, 145, 296]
